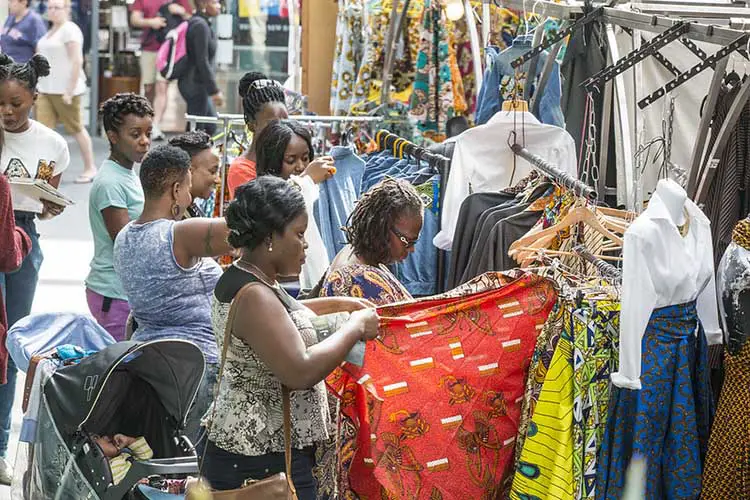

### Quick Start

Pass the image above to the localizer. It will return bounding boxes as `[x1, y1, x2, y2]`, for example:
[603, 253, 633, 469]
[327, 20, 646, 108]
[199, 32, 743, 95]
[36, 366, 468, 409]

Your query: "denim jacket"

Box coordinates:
[475, 40, 565, 128]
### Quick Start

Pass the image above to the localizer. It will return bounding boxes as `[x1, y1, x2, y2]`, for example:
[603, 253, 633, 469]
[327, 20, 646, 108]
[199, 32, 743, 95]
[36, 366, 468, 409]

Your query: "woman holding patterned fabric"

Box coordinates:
[318, 177, 423, 306]
[201, 177, 378, 498]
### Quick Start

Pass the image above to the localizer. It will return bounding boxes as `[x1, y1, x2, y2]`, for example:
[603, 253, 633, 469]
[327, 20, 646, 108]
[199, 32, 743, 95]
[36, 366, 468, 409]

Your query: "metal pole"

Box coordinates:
[89, 0, 99, 136]
[465, 0, 483, 94]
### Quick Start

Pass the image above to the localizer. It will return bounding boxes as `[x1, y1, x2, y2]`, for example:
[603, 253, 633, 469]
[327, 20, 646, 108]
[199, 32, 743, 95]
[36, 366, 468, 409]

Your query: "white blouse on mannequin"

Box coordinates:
[613, 180, 722, 390]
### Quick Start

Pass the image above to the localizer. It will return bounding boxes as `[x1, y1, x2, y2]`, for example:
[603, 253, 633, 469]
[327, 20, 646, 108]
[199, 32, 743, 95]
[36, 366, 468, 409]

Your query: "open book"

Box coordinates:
[10, 178, 75, 207]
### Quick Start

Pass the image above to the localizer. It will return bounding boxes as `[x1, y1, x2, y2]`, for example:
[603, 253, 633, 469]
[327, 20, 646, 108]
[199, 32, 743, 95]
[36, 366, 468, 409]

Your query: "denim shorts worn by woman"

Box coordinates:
[201, 440, 317, 500]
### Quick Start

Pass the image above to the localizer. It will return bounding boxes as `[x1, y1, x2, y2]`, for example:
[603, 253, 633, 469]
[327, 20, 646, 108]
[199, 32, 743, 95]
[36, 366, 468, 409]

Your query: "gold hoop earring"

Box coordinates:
[171, 203, 181, 219]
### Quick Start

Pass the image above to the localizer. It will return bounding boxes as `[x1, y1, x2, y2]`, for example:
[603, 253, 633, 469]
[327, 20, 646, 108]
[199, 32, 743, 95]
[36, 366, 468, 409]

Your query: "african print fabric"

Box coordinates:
[597, 301, 714, 500]
[409, 0, 455, 142]
[511, 299, 619, 500]
[330, 0, 366, 116]
[319, 262, 413, 305]
[514, 302, 564, 467]
[316, 261, 413, 498]
[332, 273, 557, 498]
[701, 338, 750, 499]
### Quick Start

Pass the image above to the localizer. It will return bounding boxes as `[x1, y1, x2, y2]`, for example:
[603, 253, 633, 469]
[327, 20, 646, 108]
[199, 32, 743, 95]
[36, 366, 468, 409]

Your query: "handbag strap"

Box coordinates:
[200, 280, 297, 497]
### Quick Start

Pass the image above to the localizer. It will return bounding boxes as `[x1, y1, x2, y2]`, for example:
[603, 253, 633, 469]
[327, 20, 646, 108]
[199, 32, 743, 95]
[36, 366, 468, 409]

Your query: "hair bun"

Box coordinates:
[29, 54, 51, 78]
[225, 177, 306, 250]
[238, 71, 269, 98]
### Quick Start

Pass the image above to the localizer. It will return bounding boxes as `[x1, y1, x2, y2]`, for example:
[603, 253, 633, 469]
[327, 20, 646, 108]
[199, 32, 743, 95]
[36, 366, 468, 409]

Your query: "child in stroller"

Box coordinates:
[6, 314, 205, 499]
[94, 434, 153, 485]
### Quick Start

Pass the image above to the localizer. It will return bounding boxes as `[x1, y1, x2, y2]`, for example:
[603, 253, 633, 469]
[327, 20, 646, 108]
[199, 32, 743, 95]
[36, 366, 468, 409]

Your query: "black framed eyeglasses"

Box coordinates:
[391, 228, 419, 248]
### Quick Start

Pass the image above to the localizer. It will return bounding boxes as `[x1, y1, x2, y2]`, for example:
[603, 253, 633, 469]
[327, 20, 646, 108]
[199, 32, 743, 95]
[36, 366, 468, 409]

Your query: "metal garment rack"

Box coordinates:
[510, 143, 599, 199]
[483, 0, 750, 209]
[185, 113, 386, 217]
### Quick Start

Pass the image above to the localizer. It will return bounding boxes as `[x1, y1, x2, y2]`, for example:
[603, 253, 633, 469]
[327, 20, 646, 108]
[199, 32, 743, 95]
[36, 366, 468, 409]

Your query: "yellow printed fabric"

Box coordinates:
[511, 317, 575, 499]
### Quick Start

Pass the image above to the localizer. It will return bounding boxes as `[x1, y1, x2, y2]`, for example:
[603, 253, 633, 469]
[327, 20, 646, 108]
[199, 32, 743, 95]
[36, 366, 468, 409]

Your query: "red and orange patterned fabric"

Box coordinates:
[328, 273, 557, 499]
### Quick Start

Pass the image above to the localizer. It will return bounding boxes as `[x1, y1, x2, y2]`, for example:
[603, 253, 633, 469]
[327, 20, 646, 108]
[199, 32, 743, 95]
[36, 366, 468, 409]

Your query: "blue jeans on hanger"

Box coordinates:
[315, 147, 365, 259]
[0, 213, 43, 457]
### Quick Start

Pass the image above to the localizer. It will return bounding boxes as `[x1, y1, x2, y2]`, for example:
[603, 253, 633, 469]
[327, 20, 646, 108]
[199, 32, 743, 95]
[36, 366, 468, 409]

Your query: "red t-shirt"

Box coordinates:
[130, 0, 193, 52]
[227, 157, 257, 199]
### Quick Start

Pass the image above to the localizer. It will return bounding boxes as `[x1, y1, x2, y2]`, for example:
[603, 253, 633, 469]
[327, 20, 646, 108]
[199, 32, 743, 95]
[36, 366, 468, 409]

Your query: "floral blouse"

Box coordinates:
[204, 287, 330, 456]
[319, 262, 412, 306]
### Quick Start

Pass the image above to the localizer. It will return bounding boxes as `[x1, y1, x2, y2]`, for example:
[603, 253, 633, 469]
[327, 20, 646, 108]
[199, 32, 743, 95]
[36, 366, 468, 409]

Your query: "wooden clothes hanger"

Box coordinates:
[509, 203, 624, 260]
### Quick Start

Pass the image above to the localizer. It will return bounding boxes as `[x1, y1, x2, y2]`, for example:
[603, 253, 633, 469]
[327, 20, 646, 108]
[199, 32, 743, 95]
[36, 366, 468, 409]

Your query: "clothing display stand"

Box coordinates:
[185, 113, 386, 217]
[488, 0, 750, 211]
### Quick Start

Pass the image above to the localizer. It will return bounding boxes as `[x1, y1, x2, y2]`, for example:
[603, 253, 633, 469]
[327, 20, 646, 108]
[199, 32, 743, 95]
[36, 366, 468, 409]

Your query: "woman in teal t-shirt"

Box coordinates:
[85, 93, 153, 341]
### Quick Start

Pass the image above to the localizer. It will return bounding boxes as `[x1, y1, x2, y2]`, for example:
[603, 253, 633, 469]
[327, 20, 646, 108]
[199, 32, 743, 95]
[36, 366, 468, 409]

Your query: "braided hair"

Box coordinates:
[346, 178, 424, 265]
[169, 131, 213, 158]
[100, 92, 154, 135]
[0, 54, 50, 91]
[225, 176, 306, 251]
[256, 120, 313, 178]
[238, 71, 286, 126]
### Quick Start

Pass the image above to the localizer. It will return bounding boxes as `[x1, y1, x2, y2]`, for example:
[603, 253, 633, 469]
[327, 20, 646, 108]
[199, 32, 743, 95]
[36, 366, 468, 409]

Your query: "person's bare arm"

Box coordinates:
[63, 40, 82, 100]
[233, 285, 377, 389]
[172, 217, 233, 268]
[301, 297, 375, 315]
[102, 207, 131, 241]
[130, 10, 166, 30]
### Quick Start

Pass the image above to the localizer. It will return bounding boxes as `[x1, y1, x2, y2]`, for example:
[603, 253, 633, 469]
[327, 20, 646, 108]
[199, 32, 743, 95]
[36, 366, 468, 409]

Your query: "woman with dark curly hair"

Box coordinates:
[201, 176, 379, 498]
[86, 92, 153, 341]
[318, 177, 424, 306]
[113, 144, 233, 442]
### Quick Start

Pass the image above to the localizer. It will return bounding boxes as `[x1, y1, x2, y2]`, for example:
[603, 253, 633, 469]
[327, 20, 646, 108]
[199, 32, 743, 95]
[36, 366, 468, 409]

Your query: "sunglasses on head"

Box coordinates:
[392, 227, 419, 248]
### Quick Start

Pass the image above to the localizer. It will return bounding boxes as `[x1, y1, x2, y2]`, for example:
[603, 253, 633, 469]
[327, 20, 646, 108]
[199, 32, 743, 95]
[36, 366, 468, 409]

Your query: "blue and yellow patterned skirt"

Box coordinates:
[597, 301, 714, 500]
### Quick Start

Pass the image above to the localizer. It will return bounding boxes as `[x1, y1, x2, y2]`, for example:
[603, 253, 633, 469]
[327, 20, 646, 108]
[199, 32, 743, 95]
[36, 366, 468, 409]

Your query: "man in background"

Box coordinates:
[129, 0, 192, 141]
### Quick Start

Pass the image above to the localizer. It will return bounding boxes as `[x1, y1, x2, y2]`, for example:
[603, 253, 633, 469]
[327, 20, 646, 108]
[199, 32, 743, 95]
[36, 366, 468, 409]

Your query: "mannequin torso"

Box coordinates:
[653, 178, 687, 226]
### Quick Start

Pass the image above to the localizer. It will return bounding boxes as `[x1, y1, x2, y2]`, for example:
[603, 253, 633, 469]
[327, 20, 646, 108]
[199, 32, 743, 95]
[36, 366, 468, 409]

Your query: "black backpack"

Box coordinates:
[146, 1, 185, 46]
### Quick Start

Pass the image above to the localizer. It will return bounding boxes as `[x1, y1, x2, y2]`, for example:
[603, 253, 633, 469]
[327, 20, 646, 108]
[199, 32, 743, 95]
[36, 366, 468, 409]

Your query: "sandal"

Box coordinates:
[75, 174, 95, 184]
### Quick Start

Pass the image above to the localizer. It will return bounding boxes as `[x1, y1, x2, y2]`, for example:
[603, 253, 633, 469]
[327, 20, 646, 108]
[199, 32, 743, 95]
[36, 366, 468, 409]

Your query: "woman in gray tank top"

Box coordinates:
[113, 145, 234, 443]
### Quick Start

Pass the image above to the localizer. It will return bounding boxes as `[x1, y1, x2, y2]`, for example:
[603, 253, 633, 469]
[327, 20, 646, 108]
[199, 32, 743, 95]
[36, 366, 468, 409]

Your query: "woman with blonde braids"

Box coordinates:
[318, 177, 423, 306]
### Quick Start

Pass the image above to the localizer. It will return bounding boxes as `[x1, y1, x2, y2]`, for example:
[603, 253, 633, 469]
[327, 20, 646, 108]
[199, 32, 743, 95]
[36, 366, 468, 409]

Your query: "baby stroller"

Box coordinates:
[8, 315, 204, 500]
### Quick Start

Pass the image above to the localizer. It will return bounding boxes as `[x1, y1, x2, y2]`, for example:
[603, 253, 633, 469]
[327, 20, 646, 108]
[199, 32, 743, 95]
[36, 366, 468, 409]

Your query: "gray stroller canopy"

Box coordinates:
[44, 339, 205, 441]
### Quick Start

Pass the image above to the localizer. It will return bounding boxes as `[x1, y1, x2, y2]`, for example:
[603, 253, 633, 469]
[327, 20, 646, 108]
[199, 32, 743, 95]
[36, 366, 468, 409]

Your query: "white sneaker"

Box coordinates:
[0, 456, 13, 485]
[151, 125, 166, 141]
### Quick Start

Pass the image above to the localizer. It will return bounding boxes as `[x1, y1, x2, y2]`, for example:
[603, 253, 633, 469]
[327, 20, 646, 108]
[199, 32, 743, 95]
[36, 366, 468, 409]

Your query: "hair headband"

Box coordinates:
[249, 79, 282, 92]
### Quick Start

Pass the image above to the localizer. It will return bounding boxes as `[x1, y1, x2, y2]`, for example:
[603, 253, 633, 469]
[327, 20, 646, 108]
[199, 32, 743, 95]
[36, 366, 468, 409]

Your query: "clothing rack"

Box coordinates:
[185, 113, 388, 217]
[375, 130, 451, 293]
[510, 143, 598, 200]
[573, 244, 622, 281]
[485, 0, 750, 211]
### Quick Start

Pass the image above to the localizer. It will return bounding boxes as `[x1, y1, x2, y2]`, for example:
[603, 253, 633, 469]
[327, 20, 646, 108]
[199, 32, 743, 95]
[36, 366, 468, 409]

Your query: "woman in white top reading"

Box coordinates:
[0, 53, 70, 476]
[35, 0, 96, 183]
